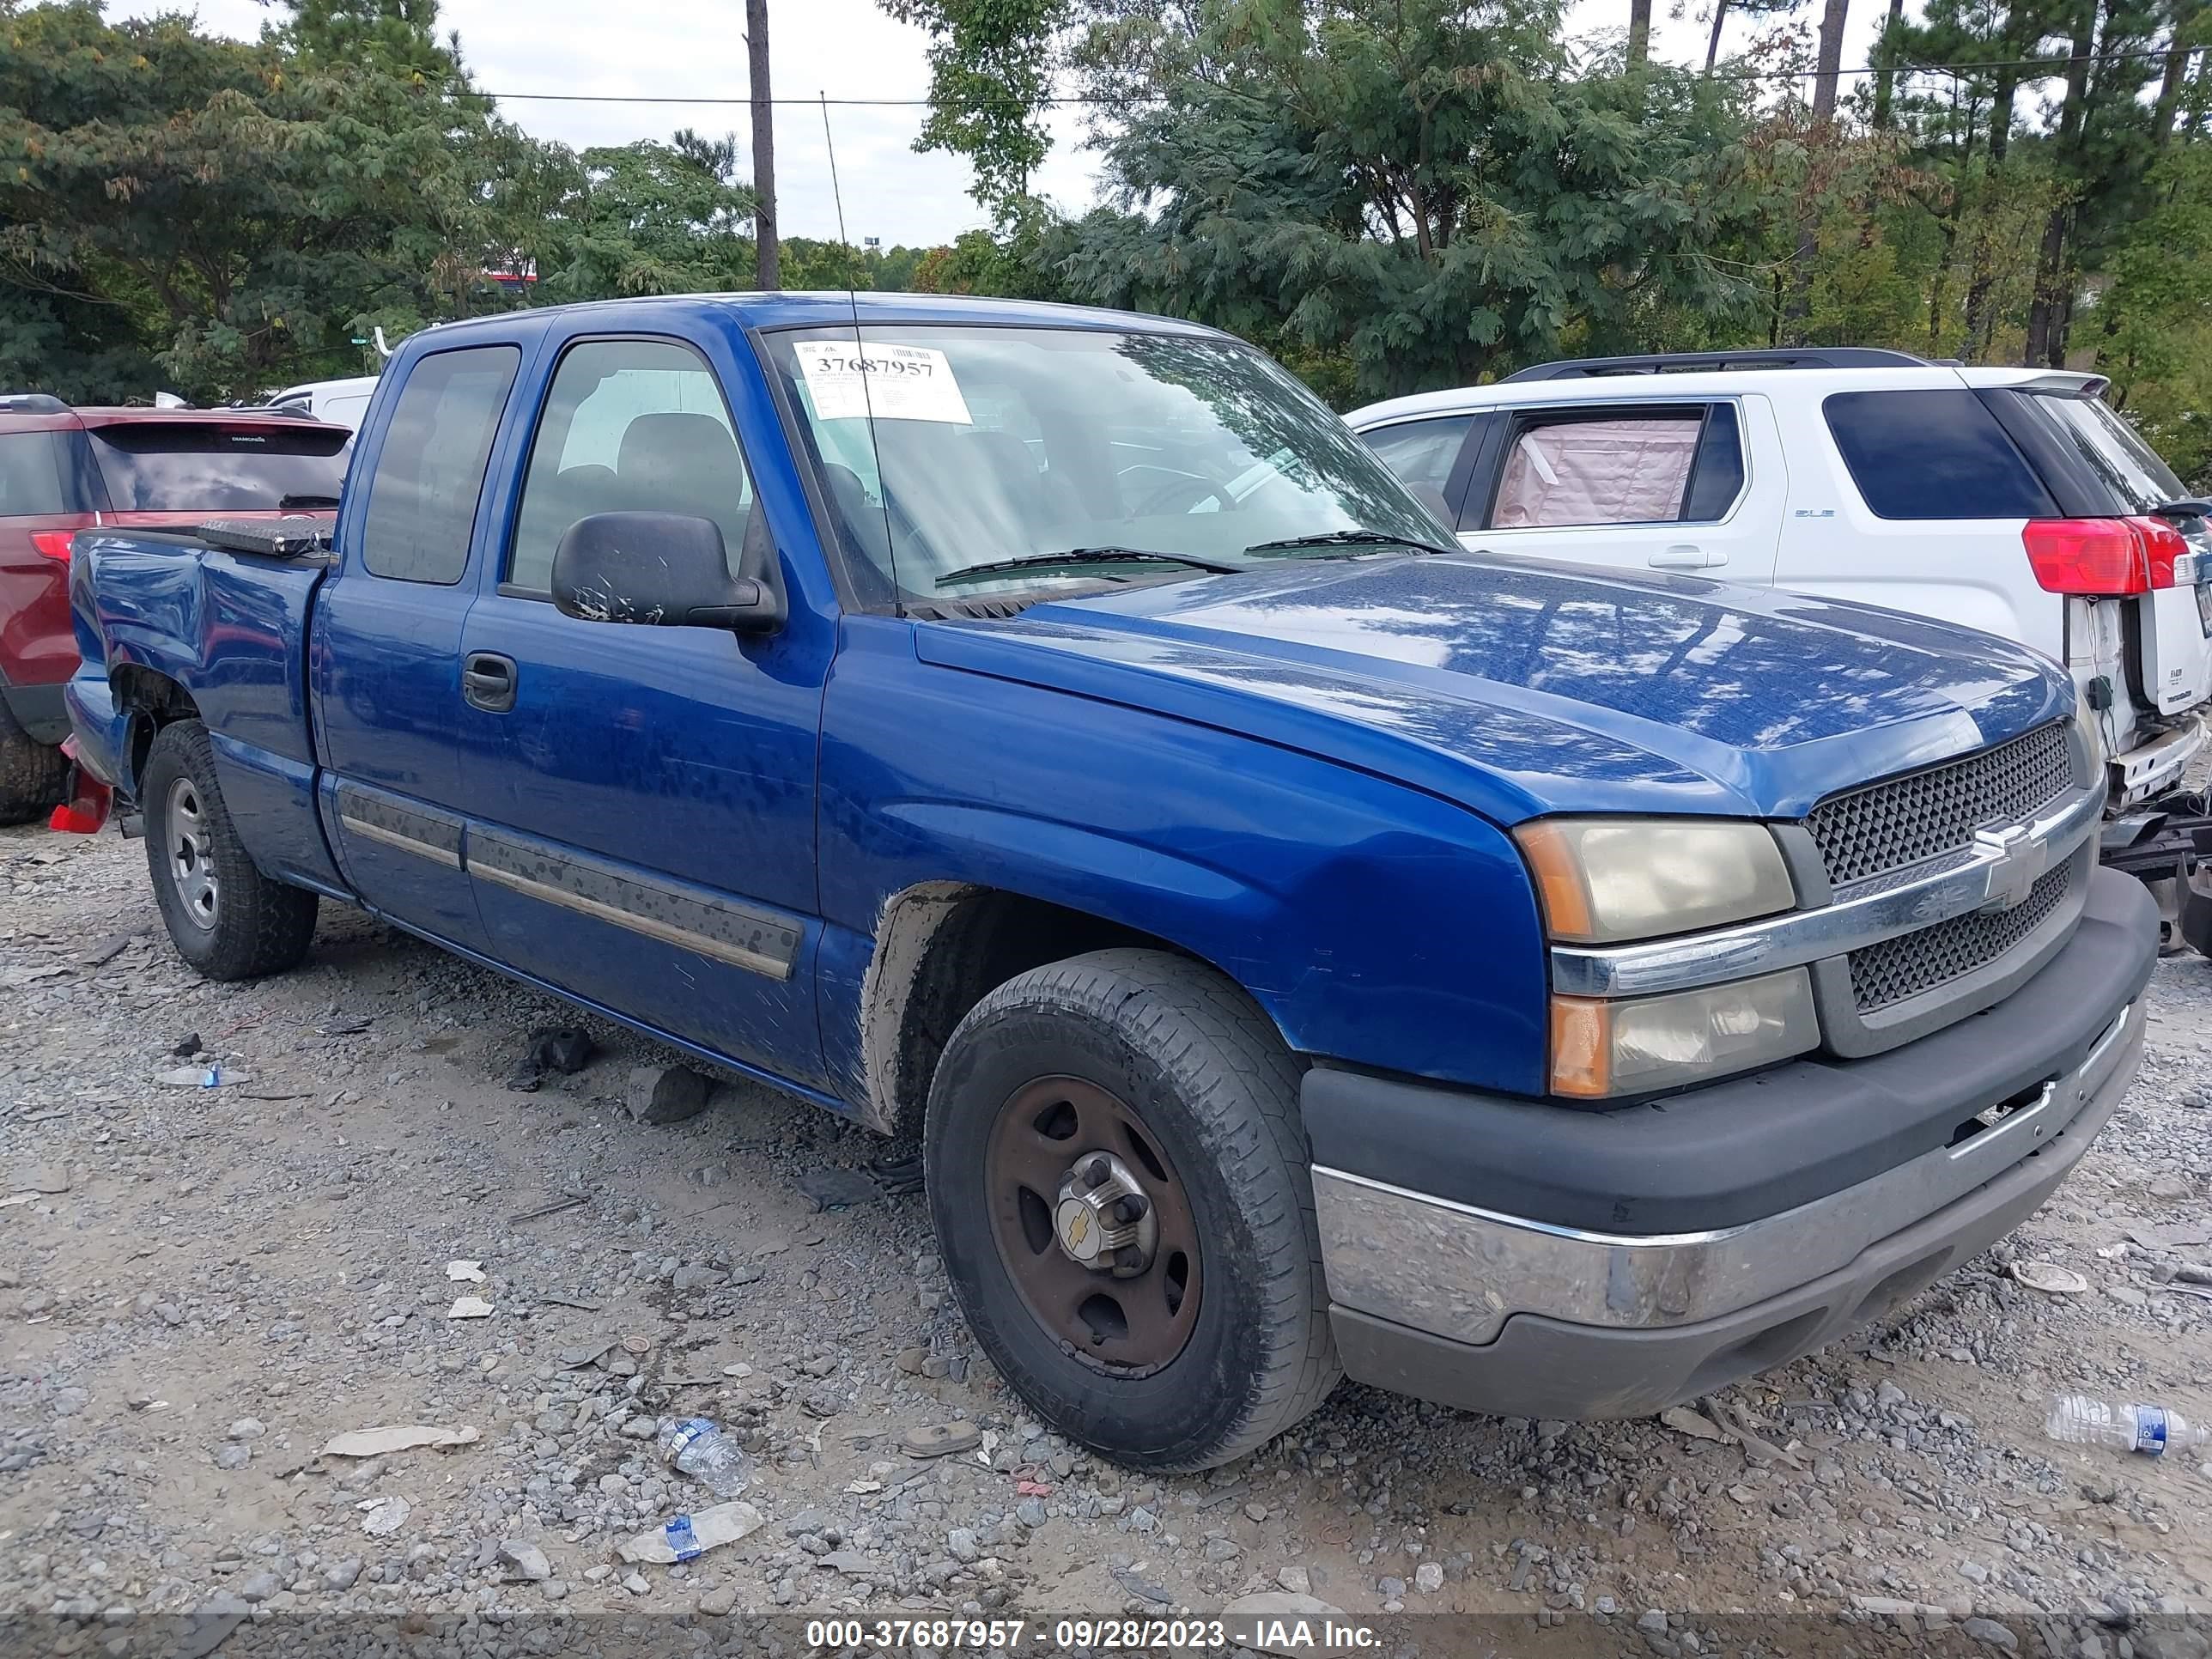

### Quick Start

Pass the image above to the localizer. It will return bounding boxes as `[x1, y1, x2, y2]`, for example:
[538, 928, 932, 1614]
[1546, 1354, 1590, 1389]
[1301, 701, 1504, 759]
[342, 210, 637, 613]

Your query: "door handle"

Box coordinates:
[462, 652, 517, 714]
[1648, 544, 1723, 571]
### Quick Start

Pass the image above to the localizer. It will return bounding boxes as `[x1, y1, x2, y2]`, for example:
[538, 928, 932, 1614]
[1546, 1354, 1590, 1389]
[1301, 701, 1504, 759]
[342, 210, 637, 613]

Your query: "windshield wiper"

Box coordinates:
[1243, 528, 1458, 558]
[934, 547, 1249, 589]
[278, 493, 342, 513]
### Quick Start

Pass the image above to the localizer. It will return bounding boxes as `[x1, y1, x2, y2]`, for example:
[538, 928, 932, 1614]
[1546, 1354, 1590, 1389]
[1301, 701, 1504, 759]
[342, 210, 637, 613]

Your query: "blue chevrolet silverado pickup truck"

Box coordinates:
[62, 294, 2155, 1471]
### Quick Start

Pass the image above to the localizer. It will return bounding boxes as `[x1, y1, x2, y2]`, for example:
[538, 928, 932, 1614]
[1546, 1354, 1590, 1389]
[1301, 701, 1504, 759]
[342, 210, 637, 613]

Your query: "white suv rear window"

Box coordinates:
[1824, 390, 2057, 520]
[2029, 394, 2188, 515]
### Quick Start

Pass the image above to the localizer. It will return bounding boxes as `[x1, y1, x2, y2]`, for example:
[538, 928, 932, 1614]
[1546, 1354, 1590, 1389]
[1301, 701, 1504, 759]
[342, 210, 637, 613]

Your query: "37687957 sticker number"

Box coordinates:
[792, 341, 973, 425]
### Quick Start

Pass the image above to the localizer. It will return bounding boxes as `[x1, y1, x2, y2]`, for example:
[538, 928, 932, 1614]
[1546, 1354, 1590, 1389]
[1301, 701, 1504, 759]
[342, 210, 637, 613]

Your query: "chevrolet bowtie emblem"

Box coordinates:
[1972, 823, 2045, 912]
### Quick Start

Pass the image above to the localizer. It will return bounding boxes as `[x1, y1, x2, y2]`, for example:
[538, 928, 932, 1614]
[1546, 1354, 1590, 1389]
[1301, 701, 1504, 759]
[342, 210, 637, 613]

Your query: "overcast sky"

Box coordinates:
[112, 0, 1904, 249]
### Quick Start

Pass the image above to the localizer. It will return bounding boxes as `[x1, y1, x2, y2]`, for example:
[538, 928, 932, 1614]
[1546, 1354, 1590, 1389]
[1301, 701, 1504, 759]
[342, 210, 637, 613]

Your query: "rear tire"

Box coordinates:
[0, 696, 66, 827]
[142, 720, 318, 981]
[926, 948, 1340, 1472]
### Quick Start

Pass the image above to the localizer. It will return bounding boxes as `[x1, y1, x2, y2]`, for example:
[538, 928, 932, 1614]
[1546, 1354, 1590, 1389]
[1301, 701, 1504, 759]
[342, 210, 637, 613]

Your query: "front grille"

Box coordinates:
[1808, 722, 2073, 888]
[1847, 861, 2075, 1014]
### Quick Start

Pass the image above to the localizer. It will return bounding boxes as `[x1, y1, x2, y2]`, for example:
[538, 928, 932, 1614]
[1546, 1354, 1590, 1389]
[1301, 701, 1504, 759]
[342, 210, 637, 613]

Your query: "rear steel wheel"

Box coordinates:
[164, 777, 221, 931]
[141, 720, 318, 981]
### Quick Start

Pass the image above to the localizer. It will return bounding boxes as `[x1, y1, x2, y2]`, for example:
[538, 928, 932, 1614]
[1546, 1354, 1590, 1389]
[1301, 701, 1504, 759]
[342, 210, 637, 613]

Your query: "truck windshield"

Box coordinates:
[763, 325, 1449, 603]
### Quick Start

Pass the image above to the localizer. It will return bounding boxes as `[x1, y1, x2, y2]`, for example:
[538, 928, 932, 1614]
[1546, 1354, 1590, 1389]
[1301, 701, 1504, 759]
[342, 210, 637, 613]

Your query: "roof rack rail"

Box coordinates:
[0, 393, 70, 413]
[1502, 348, 1931, 382]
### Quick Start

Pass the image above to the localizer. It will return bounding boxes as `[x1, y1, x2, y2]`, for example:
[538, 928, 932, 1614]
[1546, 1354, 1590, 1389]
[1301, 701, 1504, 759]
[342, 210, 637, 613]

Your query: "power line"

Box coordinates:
[461, 44, 2191, 107]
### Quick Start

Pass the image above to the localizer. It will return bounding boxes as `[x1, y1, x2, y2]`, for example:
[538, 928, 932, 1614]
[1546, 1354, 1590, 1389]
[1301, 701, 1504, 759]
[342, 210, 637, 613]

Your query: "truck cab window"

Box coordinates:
[508, 338, 757, 594]
[358, 346, 520, 584]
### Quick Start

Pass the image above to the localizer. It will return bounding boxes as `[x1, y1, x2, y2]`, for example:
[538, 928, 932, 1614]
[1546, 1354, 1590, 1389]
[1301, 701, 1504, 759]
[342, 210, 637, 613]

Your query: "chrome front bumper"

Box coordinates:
[1312, 999, 2141, 1347]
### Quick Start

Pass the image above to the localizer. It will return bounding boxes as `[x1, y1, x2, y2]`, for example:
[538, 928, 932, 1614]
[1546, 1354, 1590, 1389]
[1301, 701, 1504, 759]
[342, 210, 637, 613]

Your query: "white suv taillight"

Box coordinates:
[2024, 516, 2187, 595]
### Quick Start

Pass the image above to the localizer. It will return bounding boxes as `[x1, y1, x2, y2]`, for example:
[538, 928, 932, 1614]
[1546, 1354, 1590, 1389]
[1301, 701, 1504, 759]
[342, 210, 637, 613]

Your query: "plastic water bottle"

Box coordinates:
[2045, 1395, 2211, 1456]
[657, 1418, 751, 1498]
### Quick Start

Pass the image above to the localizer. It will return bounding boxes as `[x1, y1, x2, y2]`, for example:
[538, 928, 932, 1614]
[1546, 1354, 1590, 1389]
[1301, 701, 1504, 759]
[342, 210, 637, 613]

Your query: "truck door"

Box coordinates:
[451, 331, 835, 1086]
[312, 343, 524, 954]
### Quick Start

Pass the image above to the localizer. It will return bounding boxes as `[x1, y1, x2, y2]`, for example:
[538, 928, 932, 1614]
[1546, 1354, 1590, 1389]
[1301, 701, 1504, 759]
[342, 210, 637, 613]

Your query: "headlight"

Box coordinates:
[1550, 969, 1820, 1098]
[1515, 817, 1796, 944]
[2073, 686, 2108, 785]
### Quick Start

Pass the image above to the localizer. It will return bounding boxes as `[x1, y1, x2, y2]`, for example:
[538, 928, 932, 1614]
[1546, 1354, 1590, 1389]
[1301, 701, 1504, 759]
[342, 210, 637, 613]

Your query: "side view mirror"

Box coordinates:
[550, 511, 785, 633]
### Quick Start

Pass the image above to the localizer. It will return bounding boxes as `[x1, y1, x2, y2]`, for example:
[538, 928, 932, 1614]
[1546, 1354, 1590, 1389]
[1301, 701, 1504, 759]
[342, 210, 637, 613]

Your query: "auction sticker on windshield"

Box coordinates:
[793, 341, 972, 424]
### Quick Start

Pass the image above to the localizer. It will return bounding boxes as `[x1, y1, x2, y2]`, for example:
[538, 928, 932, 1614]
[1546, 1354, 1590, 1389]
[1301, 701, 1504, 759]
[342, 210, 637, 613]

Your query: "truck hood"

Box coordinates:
[912, 553, 2070, 822]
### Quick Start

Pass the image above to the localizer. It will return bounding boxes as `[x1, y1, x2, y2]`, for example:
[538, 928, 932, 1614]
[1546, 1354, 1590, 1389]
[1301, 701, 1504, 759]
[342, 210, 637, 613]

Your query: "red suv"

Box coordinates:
[0, 397, 350, 823]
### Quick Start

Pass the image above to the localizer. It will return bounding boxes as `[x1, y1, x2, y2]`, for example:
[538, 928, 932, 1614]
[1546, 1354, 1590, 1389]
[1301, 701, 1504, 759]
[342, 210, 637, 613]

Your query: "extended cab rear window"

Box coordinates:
[87, 422, 349, 513]
[360, 346, 520, 584]
[1823, 390, 2058, 520]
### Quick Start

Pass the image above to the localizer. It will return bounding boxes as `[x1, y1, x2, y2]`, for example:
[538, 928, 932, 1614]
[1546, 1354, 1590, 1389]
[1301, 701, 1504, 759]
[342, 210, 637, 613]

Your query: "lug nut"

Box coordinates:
[1114, 1245, 1146, 1271]
[1115, 1194, 1150, 1224]
[1085, 1157, 1111, 1187]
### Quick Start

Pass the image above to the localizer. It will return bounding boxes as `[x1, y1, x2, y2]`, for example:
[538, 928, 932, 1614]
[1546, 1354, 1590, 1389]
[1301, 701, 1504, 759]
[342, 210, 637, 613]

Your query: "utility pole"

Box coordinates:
[747, 0, 779, 292]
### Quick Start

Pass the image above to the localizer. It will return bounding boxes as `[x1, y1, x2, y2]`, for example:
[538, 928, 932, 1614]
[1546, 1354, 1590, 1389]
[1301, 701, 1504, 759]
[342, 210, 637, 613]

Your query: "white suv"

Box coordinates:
[1347, 349, 2212, 816]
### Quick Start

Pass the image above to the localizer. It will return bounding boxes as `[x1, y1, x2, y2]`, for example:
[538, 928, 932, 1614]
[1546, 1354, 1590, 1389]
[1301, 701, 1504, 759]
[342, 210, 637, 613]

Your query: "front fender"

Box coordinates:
[819, 621, 1548, 1096]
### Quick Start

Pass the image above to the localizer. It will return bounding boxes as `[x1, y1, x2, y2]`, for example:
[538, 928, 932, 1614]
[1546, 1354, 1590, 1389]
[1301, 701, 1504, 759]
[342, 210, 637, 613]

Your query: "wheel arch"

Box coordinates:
[857, 881, 1279, 1138]
[109, 665, 201, 795]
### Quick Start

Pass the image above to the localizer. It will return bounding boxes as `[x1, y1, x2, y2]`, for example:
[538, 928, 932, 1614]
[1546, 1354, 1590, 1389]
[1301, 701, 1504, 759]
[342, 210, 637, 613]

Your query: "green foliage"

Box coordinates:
[881, 0, 1070, 217]
[2100, 144, 2212, 482]
[0, 0, 550, 399]
[276, 0, 458, 82]
[912, 206, 1073, 299]
[534, 132, 756, 301]
[1047, 0, 1777, 401]
[5, 0, 2209, 483]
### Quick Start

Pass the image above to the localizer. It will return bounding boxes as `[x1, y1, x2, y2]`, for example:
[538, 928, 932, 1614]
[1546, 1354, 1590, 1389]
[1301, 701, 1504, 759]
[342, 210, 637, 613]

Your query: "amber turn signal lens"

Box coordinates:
[1548, 996, 1611, 1098]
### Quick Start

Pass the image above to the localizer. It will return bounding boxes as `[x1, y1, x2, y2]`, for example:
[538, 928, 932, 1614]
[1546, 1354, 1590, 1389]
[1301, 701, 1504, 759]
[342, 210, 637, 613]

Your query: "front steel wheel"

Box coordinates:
[985, 1076, 1203, 1376]
[927, 949, 1340, 1471]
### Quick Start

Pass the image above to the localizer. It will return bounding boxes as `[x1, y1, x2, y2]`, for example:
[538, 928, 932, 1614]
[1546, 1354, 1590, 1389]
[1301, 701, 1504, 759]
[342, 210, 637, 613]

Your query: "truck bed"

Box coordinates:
[67, 526, 347, 896]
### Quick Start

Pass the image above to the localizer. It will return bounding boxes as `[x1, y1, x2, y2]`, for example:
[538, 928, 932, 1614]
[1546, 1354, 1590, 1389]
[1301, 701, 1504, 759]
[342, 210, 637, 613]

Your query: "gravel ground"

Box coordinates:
[4, 821, 2212, 1654]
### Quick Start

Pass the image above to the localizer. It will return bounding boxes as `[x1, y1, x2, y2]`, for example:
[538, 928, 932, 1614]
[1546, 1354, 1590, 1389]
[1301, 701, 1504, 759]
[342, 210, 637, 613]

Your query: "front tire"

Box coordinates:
[142, 721, 318, 981]
[926, 949, 1340, 1471]
[0, 696, 66, 827]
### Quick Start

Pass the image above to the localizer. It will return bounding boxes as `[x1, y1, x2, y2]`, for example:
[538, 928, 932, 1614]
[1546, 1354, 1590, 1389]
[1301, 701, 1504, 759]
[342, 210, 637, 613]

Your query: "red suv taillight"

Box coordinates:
[29, 530, 75, 562]
[2024, 516, 2187, 595]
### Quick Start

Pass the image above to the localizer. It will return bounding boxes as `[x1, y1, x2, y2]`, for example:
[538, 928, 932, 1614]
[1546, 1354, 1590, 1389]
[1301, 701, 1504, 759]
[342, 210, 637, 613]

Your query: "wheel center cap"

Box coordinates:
[1055, 1197, 1104, 1262]
[1053, 1151, 1159, 1278]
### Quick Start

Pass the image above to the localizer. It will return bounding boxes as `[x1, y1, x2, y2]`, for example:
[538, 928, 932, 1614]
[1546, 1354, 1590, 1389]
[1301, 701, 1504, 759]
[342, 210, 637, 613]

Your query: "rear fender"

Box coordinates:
[70, 532, 343, 891]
